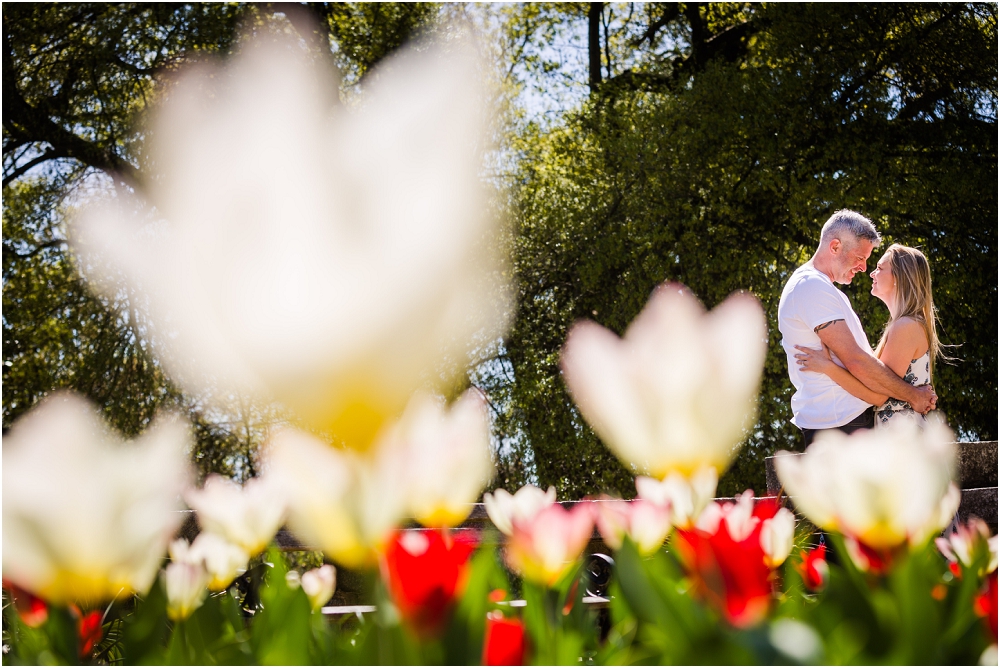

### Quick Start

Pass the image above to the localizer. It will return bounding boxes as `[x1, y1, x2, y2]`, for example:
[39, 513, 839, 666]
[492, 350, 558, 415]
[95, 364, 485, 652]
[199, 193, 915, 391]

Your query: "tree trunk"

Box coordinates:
[588, 3, 603, 91]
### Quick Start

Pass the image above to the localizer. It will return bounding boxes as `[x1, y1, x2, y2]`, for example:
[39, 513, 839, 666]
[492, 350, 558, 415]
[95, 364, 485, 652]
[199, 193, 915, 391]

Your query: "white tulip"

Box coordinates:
[721, 491, 758, 542]
[185, 474, 286, 556]
[483, 484, 557, 536]
[935, 518, 998, 576]
[775, 417, 957, 550]
[760, 508, 796, 568]
[504, 503, 595, 586]
[693, 490, 761, 541]
[267, 427, 411, 567]
[301, 565, 337, 612]
[561, 284, 767, 478]
[627, 499, 674, 555]
[72, 27, 511, 451]
[379, 390, 494, 528]
[171, 534, 249, 592]
[165, 561, 210, 621]
[635, 466, 718, 529]
[2, 393, 190, 607]
[694, 501, 726, 534]
[593, 498, 671, 555]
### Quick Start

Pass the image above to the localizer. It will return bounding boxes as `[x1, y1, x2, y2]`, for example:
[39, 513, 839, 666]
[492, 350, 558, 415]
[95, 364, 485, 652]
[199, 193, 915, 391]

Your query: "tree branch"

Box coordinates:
[632, 3, 680, 47]
[3, 147, 67, 187]
[3, 237, 68, 264]
[3, 30, 138, 184]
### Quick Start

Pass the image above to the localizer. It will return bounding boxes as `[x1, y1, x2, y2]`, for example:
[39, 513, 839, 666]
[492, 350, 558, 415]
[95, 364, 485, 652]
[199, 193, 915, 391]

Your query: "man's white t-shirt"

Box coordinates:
[778, 262, 873, 429]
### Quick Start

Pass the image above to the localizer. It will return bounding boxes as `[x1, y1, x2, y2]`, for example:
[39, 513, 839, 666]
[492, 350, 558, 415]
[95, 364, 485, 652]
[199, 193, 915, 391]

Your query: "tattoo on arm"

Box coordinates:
[814, 319, 844, 332]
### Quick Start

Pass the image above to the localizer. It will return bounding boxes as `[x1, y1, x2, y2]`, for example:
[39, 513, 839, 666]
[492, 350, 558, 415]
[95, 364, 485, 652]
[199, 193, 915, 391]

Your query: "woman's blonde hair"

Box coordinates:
[874, 244, 942, 378]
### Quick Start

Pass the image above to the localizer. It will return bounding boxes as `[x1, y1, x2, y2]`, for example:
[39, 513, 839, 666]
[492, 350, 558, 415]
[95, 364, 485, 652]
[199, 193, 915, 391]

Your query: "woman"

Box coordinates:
[795, 244, 943, 427]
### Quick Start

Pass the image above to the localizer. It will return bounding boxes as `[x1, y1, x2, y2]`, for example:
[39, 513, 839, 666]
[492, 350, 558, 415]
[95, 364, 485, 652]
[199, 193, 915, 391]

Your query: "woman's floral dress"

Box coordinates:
[875, 351, 930, 427]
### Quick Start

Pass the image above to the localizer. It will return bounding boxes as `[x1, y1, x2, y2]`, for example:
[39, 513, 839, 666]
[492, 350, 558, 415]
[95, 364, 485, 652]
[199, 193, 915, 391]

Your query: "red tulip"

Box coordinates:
[672, 493, 776, 628]
[3, 580, 48, 628]
[797, 544, 829, 592]
[380, 528, 477, 637]
[78, 610, 103, 658]
[974, 571, 998, 643]
[482, 611, 527, 666]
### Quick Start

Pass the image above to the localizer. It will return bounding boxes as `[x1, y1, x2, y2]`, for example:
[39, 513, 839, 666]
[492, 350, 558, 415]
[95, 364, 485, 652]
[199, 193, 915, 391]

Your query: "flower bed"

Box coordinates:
[2, 23, 996, 666]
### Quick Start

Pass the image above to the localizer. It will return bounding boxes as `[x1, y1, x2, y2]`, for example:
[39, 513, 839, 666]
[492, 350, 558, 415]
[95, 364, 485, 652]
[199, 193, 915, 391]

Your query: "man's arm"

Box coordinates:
[815, 355, 889, 406]
[814, 320, 936, 413]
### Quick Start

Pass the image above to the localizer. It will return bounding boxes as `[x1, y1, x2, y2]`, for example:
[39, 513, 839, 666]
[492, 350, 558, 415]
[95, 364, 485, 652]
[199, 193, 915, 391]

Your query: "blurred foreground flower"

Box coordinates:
[184, 474, 286, 557]
[382, 390, 494, 528]
[170, 535, 248, 592]
[270, 391, 493, 567]
[483, 611, 527, 665]
[483, 484, 557, 536]
[2, 393, 191, 607]
[936, 518, 998, 577]
[775, 418, 959, 570]
[301, 565, 337, 612]
[673, 492, 788, 628]
[594, 497, 672, 556]
[271, 390, 492, 566]
[268, 426, 409, 567]
[380, 529, 478, 637]
[561, 284, 767, 480]
[72, 27, 510, 451]
[504, 503, 594, 587]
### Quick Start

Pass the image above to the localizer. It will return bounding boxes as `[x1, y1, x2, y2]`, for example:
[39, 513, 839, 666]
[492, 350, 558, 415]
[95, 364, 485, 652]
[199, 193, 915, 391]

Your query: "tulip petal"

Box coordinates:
[2, 393, 190, 607]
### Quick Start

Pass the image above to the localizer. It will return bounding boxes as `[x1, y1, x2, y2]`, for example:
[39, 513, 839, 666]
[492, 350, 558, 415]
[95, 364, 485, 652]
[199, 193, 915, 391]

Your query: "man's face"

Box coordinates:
[833, 237, 875, 285]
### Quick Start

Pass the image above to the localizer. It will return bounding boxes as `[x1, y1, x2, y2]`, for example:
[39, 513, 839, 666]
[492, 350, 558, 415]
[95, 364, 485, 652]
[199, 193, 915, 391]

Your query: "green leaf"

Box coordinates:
[249, 549, 313, 665]
[122, 580, 170, 665]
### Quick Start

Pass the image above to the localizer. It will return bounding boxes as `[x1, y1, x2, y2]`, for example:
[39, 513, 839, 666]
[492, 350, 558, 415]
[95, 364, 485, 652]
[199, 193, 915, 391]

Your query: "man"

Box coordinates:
[778, 209, 935, 447]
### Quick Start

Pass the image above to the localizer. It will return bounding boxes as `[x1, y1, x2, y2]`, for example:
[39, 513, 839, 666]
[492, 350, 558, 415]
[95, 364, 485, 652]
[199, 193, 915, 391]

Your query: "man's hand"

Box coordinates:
[911, 385, 937, 414]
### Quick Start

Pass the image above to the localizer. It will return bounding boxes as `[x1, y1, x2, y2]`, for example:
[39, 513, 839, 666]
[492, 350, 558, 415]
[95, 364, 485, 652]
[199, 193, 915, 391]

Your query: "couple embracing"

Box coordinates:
[779, 209, 941, 448]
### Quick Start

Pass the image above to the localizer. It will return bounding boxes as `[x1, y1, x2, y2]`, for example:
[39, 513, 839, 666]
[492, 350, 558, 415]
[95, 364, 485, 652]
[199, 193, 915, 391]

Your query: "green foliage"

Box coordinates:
[3, 603, 80, 665]
[2, 175, 177, 436]
[776, 535, 991, 664]
[322, 3, 441, 86]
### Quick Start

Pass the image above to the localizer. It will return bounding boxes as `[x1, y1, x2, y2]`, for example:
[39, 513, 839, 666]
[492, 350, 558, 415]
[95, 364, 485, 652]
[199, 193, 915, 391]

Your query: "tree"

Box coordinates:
[493, 3, 997, 497]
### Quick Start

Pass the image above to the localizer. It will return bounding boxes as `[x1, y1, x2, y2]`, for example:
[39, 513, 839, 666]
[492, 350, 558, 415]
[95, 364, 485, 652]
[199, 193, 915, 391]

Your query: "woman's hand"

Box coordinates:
[795, 344, 835, 375]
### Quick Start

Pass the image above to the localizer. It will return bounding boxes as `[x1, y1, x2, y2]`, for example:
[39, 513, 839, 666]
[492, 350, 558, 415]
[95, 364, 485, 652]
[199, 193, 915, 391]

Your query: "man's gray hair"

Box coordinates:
[819, 209, 881, 248]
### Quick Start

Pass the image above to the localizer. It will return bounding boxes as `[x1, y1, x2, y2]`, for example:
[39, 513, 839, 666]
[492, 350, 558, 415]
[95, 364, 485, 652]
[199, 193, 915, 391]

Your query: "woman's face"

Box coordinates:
[870, 252, 895, 305]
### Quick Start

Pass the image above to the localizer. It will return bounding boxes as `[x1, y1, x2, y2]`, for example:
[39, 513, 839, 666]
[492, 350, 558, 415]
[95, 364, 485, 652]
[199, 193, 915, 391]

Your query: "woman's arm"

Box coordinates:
[795, 344, 889, 406]
[877, 317, 927, 378]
